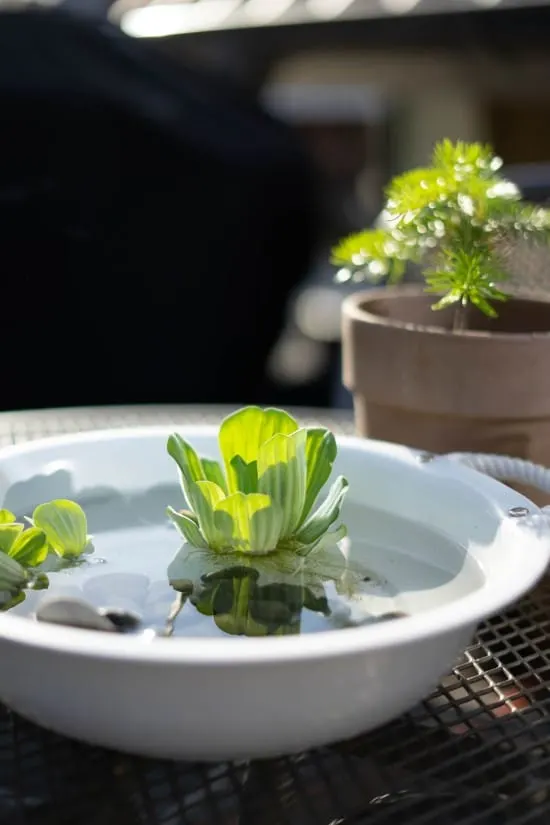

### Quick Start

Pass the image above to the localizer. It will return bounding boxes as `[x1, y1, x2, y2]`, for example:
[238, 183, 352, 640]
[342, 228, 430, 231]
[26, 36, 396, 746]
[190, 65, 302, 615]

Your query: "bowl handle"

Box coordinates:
[445, 452, 550, 511]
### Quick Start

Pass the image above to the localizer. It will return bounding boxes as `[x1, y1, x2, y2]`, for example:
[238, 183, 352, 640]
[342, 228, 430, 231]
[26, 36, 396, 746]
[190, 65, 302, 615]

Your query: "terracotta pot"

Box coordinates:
[342, 286, 550, 504]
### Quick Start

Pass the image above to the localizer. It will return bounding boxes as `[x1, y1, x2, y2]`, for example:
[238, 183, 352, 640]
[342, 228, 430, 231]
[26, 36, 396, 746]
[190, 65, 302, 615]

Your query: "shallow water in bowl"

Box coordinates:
[7, 498, 485, 637]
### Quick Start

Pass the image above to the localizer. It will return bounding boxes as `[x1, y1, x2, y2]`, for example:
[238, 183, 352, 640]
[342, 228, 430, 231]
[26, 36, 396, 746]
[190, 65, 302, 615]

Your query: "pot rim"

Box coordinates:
[0, 425, 547, 666]
[343, 286, 550, 341]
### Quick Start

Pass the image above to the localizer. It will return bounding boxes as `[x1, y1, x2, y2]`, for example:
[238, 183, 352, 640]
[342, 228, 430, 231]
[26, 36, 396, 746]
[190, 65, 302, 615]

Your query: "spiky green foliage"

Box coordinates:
[332, 139, 550, 320]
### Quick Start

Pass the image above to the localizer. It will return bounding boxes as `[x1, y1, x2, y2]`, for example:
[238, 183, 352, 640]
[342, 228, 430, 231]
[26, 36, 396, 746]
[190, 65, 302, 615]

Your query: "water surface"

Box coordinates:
[7, 497, 484, 637]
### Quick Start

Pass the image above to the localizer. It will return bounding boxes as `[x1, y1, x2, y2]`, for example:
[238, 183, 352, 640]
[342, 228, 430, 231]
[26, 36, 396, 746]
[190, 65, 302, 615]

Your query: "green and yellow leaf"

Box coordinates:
[8, 527, 49, 567]
[219, 406, 298, 493]
[32, 500, 89, 557]
[257, 429, 307, 538]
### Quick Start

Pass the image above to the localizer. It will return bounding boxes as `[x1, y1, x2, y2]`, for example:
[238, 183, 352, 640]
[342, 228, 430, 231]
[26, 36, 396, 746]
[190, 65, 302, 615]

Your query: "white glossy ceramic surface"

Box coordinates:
[0, 427, 548, 761]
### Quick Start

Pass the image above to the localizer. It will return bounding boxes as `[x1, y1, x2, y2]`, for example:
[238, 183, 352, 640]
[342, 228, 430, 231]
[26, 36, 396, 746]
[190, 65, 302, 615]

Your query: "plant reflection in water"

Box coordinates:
[170, 564, 331, 637]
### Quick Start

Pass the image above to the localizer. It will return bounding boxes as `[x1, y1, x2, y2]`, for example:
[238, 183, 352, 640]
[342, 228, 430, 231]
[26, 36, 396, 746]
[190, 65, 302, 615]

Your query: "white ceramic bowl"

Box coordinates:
[0, 427, 548, 761]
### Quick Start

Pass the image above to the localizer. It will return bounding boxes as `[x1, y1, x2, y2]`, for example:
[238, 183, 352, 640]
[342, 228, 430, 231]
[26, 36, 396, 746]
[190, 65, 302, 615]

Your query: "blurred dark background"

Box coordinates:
[1, 0, 550, 412]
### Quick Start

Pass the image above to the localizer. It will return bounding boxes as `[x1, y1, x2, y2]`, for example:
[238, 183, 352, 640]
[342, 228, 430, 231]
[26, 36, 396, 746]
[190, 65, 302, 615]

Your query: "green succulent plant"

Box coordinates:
[332, 139, 550, 329]
[0, 500, 90, 607]
[166, 406, 349, 556]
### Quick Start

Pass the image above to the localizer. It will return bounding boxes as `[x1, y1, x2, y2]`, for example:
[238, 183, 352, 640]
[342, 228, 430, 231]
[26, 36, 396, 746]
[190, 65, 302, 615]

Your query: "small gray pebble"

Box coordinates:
[36, 597, 117, 633]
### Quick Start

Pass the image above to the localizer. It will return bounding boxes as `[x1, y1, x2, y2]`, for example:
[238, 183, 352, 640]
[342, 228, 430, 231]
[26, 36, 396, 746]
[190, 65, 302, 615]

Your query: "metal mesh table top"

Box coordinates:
[1, 405, 550, 825]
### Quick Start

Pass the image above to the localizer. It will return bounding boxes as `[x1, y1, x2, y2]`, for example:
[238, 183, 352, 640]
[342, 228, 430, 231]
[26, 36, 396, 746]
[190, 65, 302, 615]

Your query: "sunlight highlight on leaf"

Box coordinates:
[8, 527, 49, 567]
[0, 509, 16, 525]
[32, 500, 89, 558]
[219, 406, 298, 493]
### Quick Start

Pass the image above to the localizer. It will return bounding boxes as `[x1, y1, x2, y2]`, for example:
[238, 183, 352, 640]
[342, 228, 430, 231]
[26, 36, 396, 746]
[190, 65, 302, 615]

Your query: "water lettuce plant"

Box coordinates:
[166, 406, 348, 556]
[165, 407, 364, 635]
[0, 500, 90, 607]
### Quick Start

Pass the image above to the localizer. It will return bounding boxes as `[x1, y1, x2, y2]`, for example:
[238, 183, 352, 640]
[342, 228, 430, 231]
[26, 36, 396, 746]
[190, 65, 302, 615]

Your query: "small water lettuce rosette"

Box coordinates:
[166, 406, 363, 600]
[0, 501, 91, 609]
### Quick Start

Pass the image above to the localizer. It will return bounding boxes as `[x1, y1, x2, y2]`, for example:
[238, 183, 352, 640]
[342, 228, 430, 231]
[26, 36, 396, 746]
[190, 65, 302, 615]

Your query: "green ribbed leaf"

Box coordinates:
[295, 476, 349, 547]
[0, 551, 28, 590]
[0, 590, 26, 611]
[299, 523, 347, 556]
[219, 406, 298, 493]
[189, 481, 226, 548]
[167, 434, 206, 505]
[299, 428, 338, 526]
[0, 524, 24, 555]
[249, 499, 283, 554]
[0, 509, 16, 525]
[213, 492, 273, 553]
[257, 429, 307, 538]
[32, 500, 89, 557]
[230, 456, 258, 494]
[200, 458, 227, 494]
[9, 527, 49, 567]
[166, 506, 209, 548]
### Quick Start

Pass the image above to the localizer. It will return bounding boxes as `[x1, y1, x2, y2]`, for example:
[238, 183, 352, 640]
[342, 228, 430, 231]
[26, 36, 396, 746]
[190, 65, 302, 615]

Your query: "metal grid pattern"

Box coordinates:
[1, 405, 550, 825]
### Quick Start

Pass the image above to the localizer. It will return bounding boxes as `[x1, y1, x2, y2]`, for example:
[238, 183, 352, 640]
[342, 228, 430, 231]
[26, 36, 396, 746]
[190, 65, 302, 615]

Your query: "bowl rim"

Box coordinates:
[0, 425, 547, 665]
